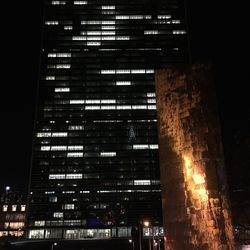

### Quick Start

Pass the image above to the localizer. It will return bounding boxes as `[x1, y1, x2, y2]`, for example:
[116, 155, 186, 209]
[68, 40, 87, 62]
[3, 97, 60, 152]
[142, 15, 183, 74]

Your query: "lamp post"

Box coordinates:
[139, 224, 142, 250]
[129, 239, 135, 250]
[51, 242, 57, 250]
[143, 220, 151, 250]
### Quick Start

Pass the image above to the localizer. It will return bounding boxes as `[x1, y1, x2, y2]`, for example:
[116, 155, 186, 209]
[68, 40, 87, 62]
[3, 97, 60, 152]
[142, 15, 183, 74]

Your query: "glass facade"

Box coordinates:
[27, 0, 187, 239]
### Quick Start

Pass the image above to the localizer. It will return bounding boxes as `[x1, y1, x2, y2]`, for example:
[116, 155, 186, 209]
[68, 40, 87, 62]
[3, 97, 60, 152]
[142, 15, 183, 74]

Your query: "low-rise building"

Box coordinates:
[0, 187, 26, 237]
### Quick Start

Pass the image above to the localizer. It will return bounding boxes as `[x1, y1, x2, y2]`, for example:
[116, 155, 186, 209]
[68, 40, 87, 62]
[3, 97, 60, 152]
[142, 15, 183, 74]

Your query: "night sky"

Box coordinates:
[1, 0, 249, 221]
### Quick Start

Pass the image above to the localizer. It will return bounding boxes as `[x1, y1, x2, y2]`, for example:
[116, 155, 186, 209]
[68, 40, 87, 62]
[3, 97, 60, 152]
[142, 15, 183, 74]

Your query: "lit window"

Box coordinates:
[116, 69, 130, 74]
[63, 204, 75, 210]
[6, 222, 24, 229]
[102, 21, 115, 25]
[117, 105, 131, 110]
[99, 48, 119, 51]
[34, 221, 45, 226]
[116, 81, 131, 86]
[149, 144, 159, 149]
[102, 5, 115, 9]
[172, 30, 186, 34]
[45, 191, 55, 194]
[87, 36, 101, 41]
[102, 31, 115, 35]
[56, 64, 71, 69]
[130, 15, 143, 19]
[70, 99, 85, 104]
[62, 220, 81, 226]
[133, 145, 149, 149]
[157, 15, 171, 19]
[101, 26, 115, 30]
[144, 30, 159, 35]
[147, 98, 156, 103]
[102, 10, 115, 14]
[45, 21, 59, 25]
[68, 145, 83, 150]
[54, 88, 70, 92]
[80, 190, 90, 193]
[148, 105, 156, 110]
[131, 69, 145, 74]
[86, 100, 100, 104]
[134, 180, 151, 185]
[101, 36, 115, 40]
[48, 53, 56, 57]
[51, 1, 66, 4]
[147, 92, 156, 97]
[62, 191, 75, 194]
[12, 205, 17, 212]
[101, 70, 115, 74]
[72, 36, 86, 40]
[116, 15, 130, 19]
[66, 174, 83, 179]
[51, 146, 67, 151]
[29, 230, 44, 239]
[100, 152, 116, 157]
[101, 99, 116, 104]
[64, 25, 73, 30]
[116, 15, 151, 20]
[101, 106, 115, 110]
[157, 20, 171, 24]
[172, 20, 180, 24]
[49, 196, 57, 203]
[85, 31, 99, 35]
[116, 36, 130, 40]
[53, 212, 63, 218]
[41, 146, 51, 151]
[52, 132, 68, 137]
[87, 42, 101, 46]
[49, 174, 66, 179]
[46, 76, 55, 80]
[67, 152, 83, 157]
[74, 1, 87, 4]
[86, 21, 101, 25]
[36, 132, 51, 138]
[3, 205, 8, 212]
[100, 69, 154, 74]
[132, 105, 147, 110]
[68, 125, 84, 130]
[85, 106, 100, 110]
[48, 53, 71, 57]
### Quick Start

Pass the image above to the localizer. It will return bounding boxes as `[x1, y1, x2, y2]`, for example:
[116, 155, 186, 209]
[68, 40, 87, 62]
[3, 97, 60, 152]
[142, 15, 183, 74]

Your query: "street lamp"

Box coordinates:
[143, 220, 152, 250]
[129, 239, 135, 250]
[51, 242, 57, 250]
[143, 220, 159, 250]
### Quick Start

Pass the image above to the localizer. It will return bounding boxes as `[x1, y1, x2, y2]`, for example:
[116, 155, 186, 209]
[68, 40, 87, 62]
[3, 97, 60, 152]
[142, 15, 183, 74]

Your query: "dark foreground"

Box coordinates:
[0, 238, 154, 250]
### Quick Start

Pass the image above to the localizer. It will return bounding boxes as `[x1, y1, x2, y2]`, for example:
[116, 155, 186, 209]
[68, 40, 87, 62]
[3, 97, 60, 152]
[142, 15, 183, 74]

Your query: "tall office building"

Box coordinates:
[27, 0, 188, 239]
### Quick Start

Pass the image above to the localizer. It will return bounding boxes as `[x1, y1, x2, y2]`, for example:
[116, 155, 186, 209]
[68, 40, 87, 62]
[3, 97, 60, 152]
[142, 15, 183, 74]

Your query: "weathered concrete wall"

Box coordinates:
[155, 64, 235, 250]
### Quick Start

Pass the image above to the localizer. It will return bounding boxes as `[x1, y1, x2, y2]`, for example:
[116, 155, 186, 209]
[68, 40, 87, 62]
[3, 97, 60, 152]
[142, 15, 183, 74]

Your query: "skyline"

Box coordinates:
[0, 0, 249, 220]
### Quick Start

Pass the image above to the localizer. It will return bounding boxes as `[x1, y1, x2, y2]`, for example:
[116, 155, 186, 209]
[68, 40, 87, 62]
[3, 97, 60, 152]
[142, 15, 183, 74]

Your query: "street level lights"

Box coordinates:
[143, 220, 151, 250]
[143, 220, 159, 250]
[129, 239, 135, 250]
[51, 242, 57, 250]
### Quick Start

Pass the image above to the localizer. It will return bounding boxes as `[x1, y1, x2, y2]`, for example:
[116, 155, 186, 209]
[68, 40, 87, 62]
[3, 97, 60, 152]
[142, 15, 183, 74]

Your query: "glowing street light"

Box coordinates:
[144, 220, 150, 227]
[51, 242, 57, 250]
[129, 239, 135, 250]
[143, 220, 153, 250]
